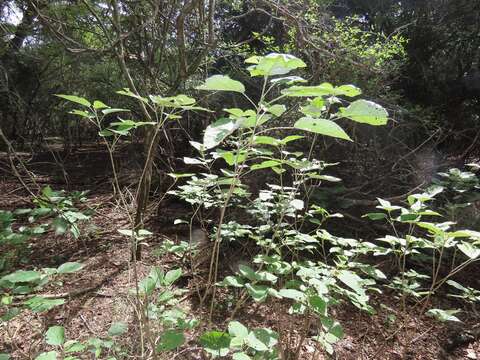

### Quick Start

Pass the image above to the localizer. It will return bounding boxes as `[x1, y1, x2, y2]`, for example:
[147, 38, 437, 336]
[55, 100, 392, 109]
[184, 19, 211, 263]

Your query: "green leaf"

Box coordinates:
[203, 118, 239, 149]
[35, 352, 58, 360]
[69, 109, 92, 118]
[163, 268, 182, 285]
[199, 331, 231, 357]
[0, 354, 10, 360]
[220, 276, 245, 288]
[108, 322, 127, 337]
[282, 83, 335, 97]
[93, 100, 108, 109]
[45, 326, 65, 346]
[245, 283, 269, 302]
[339, 100, 388, 126]
[197, 75, 245, 93]
[52, 217, 68, 235]
[270, 76, 307, 84]
[294, 117, 352, 141]
[228, 321, 249, 340]
[99, 129, 113, 137]
[308, 295, 327, 315]
[1, 308, 20, 321]
[427, 308, 462, 323]
[253, 136, 280, 146]
[334, 85, 362, 97]
[279, 288, 305, 301]
[1, 270, 41, 283]
[245, 328, 278, 352]
[56, 94, 91, 107]
[57, 262, 84, 274]
[101, 108, 131, 115]
[246, 53, 306, 77]
[457, 242, 480, 259]
[24, 297, 65, 312]
[337, 270, 365, 295]
[267, 104, 287, 117]
[156, 330, 185, 351]
[251, 160, 282, 171]
[363, 212, 388, 220]
[64, 340, 86, 353]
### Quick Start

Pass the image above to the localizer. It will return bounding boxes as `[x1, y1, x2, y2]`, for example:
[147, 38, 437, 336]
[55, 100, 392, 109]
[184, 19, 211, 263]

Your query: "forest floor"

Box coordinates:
[1, 144, 479, 360]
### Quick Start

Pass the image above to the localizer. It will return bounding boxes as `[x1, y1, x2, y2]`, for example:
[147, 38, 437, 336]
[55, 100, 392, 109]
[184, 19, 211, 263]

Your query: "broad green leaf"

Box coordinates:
[108, 322, 127, 337]
[203, 118, 239, 149]
[1, 307, 20, 321]
[246, 53, 306, 77]
[339, 100, 388, 125]
[197, 75, 245, 93]
[279, 288, 305, 301]
[220, 276, 245, 288]
[427, 308, 462, 323]
[56, 94, 91, 107]
[337, 270, 364, 295]
[199, 331, 231, 357]
[156, 330, 185, 351]
[282, 83, 335, 97]
[99, 129, 113, 137]
[64, 340, 86, 353]
[163, 268, 182, 285]
[24, 297, 65, 312]
[294, 117, 352, 141]
[45, 326, 65, 346]
[250, 160, 282, 171]
[93, 100, 108, 109]
[245, 283, 269, 302]
[224, 108, 256, 118]
[238, 265, 260, 282]
[1, 270, 41, 283]
[267, 104, 287, 117]
[363, 212, 388, 220]
[322, 317, 344, 342]
[0, 354, 10, 360]
[457, 242, 480, 259]
[334, 85, 362, 97]
[69, 109, 92, 118]
[308, 295, 327, 315]
[281, 135, 304, 144]
[218, 150, 248, 166]
[446, 280, 468, 292]
[245, 328, 278, 352]
[253, 136, 280, 146]
[228, 321, 249, 339]
[35, 352, 58, 360]
[57, 262, 84, 274]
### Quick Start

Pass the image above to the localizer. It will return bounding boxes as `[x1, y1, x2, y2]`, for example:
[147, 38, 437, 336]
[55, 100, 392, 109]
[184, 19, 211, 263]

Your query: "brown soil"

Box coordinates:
[0, 146, 479, 360]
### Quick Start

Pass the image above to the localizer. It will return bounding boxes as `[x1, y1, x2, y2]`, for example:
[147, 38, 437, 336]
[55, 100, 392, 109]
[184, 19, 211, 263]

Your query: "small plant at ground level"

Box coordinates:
[200, 321, 279, 359]
[0, 187, 90, 273]
[34, 321, 127, 359]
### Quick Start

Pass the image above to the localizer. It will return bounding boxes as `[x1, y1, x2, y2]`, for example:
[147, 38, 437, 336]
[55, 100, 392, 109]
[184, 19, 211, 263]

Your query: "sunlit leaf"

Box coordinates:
[339, 100, 388, 125]
[294, 117, 352, 141]
[197, 75, 245, 93]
